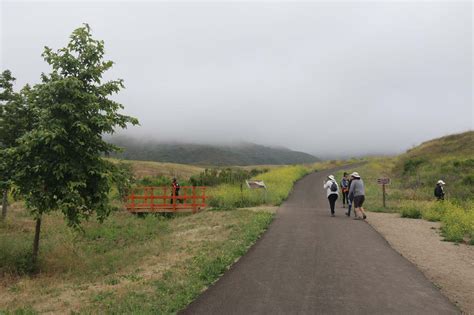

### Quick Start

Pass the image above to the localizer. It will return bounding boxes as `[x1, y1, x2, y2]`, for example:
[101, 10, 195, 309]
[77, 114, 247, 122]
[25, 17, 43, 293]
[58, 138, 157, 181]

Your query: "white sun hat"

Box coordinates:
[328, 175, 335, 181]
[351, 172, 361, 178]
[437, 180, 445, 185]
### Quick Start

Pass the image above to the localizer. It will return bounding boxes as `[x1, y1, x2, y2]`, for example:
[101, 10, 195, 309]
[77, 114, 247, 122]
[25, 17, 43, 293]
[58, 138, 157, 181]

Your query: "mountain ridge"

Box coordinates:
[108, 136, 320, 166]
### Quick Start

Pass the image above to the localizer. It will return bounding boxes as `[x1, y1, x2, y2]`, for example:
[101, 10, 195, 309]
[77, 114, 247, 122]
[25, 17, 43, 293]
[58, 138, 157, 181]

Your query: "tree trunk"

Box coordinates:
[32, 216, 42, 263]
[1, 189, 7, 220]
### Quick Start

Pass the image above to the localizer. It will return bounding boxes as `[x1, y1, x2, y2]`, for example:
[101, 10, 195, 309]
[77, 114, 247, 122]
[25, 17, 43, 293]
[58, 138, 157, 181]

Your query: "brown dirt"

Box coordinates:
[367, 212, 474, 314]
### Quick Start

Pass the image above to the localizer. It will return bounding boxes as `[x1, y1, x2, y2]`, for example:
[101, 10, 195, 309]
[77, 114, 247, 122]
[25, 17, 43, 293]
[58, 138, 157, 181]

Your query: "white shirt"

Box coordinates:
[324, 180, 339, 197]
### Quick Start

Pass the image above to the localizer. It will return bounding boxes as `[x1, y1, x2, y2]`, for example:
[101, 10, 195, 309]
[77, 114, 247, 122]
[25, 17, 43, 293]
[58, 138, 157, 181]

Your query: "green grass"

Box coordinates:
[84, 210, 273, 314]
[0, 203, 273, 313]
[339, 132, 474, 245]
[208, 165, 310, 209]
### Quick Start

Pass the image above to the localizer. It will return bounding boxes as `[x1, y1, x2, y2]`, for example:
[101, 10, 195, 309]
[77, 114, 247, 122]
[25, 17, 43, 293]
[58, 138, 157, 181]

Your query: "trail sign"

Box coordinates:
[246, 180, 266, 189]
[377, 177, 391, 208]
[246, 180, 267, 202]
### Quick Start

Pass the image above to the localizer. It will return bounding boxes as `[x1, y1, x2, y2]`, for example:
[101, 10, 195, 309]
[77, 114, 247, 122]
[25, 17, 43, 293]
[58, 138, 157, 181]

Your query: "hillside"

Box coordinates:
[393, 131, 474, 200]
[402, 131, 473, 160]
[108, 137, 320, 166]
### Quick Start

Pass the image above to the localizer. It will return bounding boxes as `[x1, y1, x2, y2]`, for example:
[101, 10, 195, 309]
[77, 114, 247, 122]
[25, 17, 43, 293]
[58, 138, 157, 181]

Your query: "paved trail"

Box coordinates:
[182, 168, 458, 314]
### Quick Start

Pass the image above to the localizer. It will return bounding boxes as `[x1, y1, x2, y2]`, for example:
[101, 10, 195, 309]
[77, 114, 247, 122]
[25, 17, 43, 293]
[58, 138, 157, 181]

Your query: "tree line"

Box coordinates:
[0, 24, 139, 264]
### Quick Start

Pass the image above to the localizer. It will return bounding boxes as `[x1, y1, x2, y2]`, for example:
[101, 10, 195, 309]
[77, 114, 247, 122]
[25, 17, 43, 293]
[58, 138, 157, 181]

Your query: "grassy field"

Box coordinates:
[0, 205, 273, 313]
[0, 156, 361, 313]
[108, 158, 206, 179]
[334, 131, 474, 245]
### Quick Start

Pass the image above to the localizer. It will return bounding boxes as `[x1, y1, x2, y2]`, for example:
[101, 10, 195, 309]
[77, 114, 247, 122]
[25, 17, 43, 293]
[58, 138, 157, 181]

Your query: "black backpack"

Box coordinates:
[330, 181, 338, 192]
[434, 185, 442, 198]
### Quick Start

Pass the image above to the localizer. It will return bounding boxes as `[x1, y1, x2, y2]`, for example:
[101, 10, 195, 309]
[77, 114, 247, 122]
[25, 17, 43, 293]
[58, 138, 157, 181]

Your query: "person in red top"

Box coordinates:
[171, 178, 181, 204]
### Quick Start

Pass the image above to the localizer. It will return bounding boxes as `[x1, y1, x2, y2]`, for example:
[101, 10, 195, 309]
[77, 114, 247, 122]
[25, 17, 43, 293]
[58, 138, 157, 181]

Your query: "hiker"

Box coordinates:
[340, 172, 349, 208]
[434, 180, 445, 201]
[323, 175, 339, 217]
[171, 177, 181, 204]
[346, 176, 356, 217]
[348, 172, 367, 220]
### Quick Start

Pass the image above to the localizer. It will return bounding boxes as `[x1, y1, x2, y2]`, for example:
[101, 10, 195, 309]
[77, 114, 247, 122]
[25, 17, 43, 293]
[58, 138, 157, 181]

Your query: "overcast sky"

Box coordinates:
[1, 1, 472, 157]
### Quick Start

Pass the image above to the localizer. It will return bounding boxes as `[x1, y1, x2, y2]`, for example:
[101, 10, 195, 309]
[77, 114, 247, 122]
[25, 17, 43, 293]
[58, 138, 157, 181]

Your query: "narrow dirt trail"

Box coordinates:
[182, 167, 458, 314]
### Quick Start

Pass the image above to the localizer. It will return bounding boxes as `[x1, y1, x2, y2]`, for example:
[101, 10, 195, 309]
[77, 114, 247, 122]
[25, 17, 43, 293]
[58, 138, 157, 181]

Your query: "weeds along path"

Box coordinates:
[182, 166, 459, 314]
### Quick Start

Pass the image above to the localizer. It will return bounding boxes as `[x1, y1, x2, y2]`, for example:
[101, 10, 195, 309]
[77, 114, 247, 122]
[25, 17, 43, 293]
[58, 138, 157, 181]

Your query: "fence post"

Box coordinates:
[192, 186, 196, 213]
[382, 184, 386, 208]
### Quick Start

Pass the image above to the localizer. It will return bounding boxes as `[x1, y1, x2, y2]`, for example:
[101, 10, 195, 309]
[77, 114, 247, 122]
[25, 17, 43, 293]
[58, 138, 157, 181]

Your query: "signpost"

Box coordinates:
[377, 177, 391, 208]
[246, 180, 267, 203]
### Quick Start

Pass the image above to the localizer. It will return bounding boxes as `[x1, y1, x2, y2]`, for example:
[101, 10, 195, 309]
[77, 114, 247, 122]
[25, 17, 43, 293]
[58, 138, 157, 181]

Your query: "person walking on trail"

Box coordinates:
[171, 177, 181, 204]
[323, 175, 339, 217]
[340, 172, 349, 208]
[346, 176, 355, 217]
[434, 180, 446, 201]
[348, 172, 367, 220]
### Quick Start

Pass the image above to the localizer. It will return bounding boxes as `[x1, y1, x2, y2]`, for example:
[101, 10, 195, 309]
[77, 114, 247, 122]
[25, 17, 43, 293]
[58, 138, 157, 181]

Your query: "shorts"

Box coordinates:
[353, 195, 365, 208]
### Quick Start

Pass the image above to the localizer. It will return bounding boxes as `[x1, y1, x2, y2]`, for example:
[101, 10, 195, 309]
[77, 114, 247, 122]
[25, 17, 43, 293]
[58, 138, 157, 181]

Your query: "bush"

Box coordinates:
[0, 238, 36, 275]
[208, 165, 309, 209]
[400, 207, 422, 219]
[421, 202, 444, 222]
[440, 202, 474, 243]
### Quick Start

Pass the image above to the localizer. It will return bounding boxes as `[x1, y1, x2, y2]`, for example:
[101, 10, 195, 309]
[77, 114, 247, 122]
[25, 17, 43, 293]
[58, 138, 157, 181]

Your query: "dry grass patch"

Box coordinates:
[0, 206, 273, 314]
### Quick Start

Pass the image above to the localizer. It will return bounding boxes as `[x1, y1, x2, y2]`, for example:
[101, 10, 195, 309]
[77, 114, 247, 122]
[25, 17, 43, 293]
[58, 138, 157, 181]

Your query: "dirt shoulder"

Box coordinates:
[367, 212, 474, 314]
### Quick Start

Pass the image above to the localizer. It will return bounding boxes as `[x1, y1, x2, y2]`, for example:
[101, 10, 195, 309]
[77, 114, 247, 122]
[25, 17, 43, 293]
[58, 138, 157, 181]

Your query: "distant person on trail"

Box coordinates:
[340, 172, 349, 208]
[434, 180, 445, 201]
[323, 175, 339, 217]
[171, 178, 181, 204]
[348, 172, 367, 220]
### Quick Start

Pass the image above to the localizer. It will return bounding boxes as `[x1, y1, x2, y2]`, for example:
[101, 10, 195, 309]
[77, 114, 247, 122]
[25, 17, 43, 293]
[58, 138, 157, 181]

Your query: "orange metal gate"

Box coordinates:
[126, 186, 208, 213]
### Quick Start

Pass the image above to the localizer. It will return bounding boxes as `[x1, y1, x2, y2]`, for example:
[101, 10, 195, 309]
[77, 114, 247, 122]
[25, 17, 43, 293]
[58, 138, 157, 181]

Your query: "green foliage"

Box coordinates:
[402, 158, 426, 175]
[438, 202, 474, 243]
[342, 150, 474, 245]
[86, 210, 273, 314]
[0, 237, 36, 275]
[208, 165, 309, 209]
[190, 167, 267, 187]
[13, 24, 138, 231]
[109, 137, 320, 166]
[138, 176, 172, 187]
[394, 131, 474, 201]
[0, 211, 168, 277]
[399, 201, 422, 219]
[113, 162, 135, 201]
[0, 71, 35, 194]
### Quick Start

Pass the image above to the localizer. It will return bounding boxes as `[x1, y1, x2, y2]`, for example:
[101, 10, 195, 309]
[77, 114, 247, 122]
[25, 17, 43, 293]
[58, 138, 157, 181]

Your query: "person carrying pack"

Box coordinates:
[348, 172, 367, 220]
[340, 172, 349, 208]
[434, 180, 445, 201]
[323, 175, 339, 217]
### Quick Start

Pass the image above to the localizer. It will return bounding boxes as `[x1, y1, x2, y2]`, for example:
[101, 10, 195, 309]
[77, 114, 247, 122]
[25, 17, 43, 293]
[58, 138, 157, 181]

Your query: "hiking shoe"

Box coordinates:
[363, 214, 367, 220]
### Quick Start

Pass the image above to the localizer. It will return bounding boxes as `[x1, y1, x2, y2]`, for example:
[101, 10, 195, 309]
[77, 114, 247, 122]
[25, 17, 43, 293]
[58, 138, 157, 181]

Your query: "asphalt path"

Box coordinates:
[182, 167, 458, 314]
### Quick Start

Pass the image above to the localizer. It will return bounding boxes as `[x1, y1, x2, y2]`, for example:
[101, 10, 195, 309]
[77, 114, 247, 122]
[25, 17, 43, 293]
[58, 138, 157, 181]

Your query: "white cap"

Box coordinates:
[351, 172, 361, 178]
[437, 180, 445, 185]
[328, 175, 335, 181]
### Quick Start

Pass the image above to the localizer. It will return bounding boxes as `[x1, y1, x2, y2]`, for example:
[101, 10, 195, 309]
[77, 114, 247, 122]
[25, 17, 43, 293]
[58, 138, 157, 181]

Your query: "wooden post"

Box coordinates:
[382, 184, 386, 208]
[150, 187, 154, 211]
[192, 186, 196, 214]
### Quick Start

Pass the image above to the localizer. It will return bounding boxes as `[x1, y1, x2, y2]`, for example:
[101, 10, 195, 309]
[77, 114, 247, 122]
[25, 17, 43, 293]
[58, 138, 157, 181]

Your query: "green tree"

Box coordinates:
[13, 24, 139, 262]
[0, 70, 33, 220]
